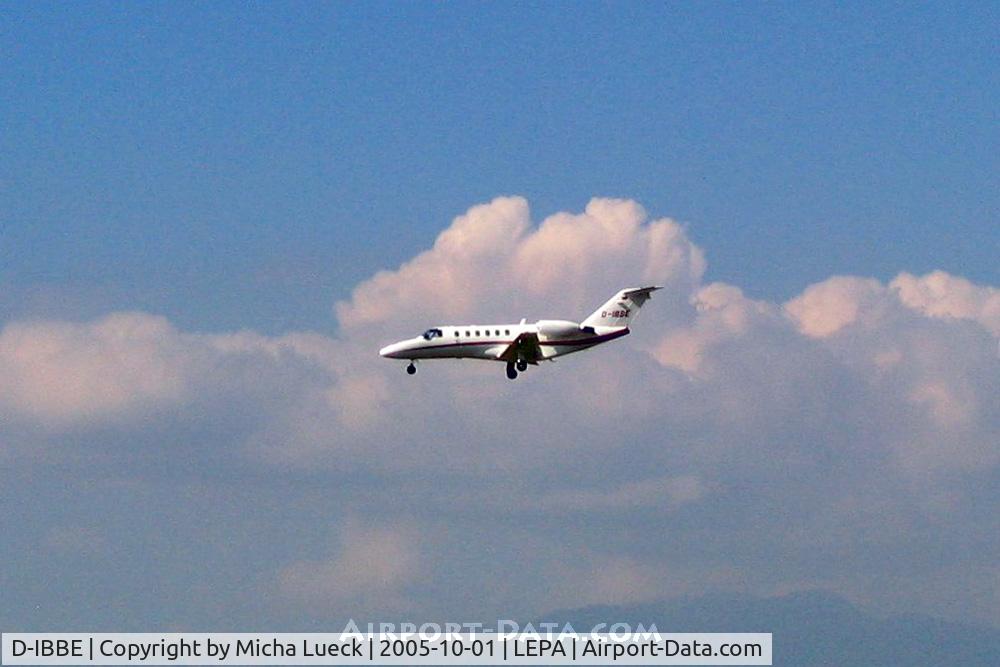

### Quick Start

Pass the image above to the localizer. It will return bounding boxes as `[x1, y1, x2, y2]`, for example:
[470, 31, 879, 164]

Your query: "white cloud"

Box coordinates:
[336, 196, 705, 338]
[1, 196, 997, 625]
[784, 276, 885, 338]
[654, 282, 773, 374]
[0, 313, 187, 425]
[335, 197, 533, 331]
[892, 270, 1000, 336]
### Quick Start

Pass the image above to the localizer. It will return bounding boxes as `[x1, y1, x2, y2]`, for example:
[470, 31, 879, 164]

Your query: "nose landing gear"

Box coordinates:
[516, 359, 528, 372]
[506, 362, 518, 380]
[406, 362, 417, 375]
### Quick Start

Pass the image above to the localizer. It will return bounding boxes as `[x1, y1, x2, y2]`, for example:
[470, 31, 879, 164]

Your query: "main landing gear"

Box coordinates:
[406, 362, 417, 375]
[506, 360, 529, 379]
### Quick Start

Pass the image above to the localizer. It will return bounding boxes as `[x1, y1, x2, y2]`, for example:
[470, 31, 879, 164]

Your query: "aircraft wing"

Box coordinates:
[496, 331, 544, 365]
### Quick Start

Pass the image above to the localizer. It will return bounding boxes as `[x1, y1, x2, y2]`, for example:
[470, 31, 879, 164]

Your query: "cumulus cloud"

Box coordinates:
[0, 311, 353, 471]
[0, 313, 187, 425]
[336, 196, 705, 337]
[1, 196, 997, 625]
[892, 270, 1000, 335]
[784, 276, 886, 338]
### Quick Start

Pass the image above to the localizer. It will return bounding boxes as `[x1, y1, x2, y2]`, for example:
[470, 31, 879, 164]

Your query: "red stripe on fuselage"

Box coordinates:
[412, 328, 629, 352]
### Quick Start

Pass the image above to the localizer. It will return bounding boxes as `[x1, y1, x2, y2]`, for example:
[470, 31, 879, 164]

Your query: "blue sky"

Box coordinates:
[3, 3, 996, 333]
[1, 2, 999, 643]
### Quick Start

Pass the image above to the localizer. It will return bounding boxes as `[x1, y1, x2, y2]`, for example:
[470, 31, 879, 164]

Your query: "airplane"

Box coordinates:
[379, 286, 661, 379]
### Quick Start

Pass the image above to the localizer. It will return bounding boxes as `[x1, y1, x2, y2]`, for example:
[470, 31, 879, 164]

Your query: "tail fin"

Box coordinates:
[582, 286, 662, 329]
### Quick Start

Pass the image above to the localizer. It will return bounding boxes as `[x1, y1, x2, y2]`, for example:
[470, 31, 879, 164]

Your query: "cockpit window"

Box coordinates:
[422, 328, 443, 340]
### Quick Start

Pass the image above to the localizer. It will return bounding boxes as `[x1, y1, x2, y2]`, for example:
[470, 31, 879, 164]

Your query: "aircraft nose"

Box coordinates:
[379, 341, 406, 358]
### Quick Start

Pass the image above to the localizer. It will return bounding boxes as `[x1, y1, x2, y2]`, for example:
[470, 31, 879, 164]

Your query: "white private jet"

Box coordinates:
[379, 286, 661, 379]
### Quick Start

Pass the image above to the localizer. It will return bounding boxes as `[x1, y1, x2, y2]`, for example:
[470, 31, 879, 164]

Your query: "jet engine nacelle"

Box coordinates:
[536, 320, 584, 339]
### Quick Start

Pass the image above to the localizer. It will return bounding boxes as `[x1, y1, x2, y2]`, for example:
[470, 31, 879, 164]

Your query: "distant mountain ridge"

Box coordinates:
[538, 591, 1000, 666]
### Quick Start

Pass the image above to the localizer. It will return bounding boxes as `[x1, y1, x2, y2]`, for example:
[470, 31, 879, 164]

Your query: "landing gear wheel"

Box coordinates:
[406, 363, 417, 375]
[506, 362, 518, 380]
[516, 359, 528, 372]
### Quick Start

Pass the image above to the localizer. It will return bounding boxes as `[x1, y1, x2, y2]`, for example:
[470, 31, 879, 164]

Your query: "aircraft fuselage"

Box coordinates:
[378, 286, 660, 379]
[379, 322, 629, 362]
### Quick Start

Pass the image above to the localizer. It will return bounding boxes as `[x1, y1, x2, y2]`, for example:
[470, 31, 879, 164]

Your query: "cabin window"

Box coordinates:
[454, 330, 459, 336]
[495, 330, 500, 336]
[422, 328, 443, 340]
[505, 329, 510, 335]
[465, 331, 470, 337]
